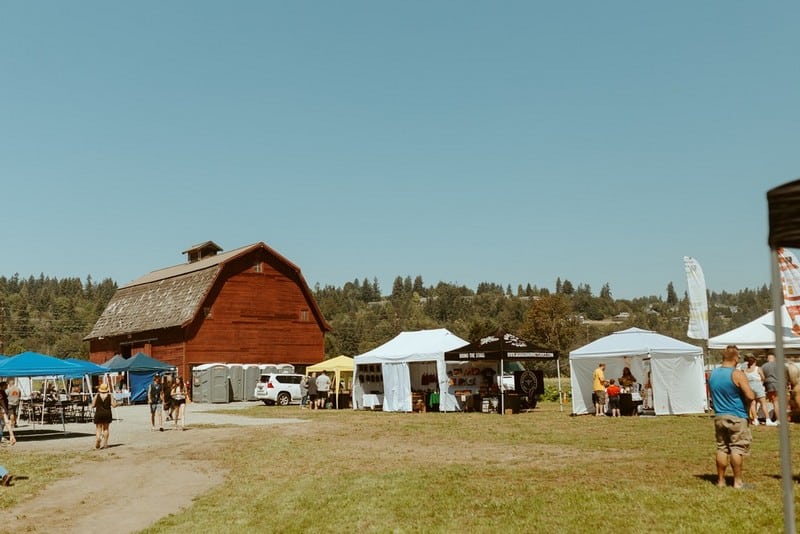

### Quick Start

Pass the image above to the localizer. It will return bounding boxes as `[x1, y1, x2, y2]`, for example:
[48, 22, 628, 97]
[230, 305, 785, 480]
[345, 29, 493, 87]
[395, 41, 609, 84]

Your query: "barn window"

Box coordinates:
[253, 261, 262, 273]
[300, 309, 309, 321]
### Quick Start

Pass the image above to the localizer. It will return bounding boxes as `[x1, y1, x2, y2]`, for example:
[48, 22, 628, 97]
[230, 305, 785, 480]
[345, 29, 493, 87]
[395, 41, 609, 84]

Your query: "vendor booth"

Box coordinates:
[445, 330, 557, 414]
[103, 352, 175, 403]
[353, 328, 468, 412]
[708, 306, 800, 350]
[569, 328, 705, 416]
[307, 355, 354, 409]
[0, 351, 87, 429]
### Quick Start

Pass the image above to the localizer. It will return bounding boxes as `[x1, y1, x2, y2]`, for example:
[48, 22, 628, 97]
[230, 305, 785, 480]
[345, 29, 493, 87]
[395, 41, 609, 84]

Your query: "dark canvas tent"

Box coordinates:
[104, 352, 175, 403]
[444, 330, 558, 413]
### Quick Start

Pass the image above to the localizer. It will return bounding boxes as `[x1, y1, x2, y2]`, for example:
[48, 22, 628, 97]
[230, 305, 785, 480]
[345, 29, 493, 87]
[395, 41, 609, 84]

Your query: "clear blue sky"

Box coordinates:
[2, 2, 797, 299]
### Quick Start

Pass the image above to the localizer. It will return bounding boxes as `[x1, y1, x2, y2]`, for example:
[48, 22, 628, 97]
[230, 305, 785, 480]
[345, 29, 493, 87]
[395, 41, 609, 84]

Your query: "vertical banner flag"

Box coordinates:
[683, 256, 709, 340]
[777, 247, 800, 336]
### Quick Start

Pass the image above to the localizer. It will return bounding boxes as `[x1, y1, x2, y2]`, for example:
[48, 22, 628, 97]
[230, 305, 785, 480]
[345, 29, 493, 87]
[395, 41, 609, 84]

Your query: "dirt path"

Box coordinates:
[0, 403, 305, 533]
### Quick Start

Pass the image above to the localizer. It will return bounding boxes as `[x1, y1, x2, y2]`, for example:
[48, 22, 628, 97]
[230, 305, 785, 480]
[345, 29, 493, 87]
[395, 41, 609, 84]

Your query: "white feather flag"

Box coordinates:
[683, 256, 709, 340]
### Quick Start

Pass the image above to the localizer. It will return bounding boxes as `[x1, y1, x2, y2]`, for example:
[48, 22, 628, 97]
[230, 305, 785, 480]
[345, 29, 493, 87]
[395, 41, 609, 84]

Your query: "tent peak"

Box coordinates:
[615, 327, 654, 335]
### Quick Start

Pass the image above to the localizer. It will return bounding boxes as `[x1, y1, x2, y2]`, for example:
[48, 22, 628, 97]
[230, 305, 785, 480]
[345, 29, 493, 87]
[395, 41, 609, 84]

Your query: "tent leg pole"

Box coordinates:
[771, 249, 796, 534]
[501, 358, 505, 415]
[557, 358, 563, 412]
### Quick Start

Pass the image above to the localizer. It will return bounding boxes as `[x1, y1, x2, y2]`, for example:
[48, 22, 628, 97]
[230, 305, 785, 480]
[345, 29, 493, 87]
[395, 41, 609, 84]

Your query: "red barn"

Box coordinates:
[85, 241, 330, 378]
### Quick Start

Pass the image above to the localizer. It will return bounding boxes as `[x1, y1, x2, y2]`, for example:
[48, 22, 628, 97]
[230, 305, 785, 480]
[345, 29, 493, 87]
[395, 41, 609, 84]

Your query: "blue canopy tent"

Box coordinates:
[0, 351, 85, 430]
[64, 358, 108, 377]
[101, 354, 127, 369]
[0, 351, 83, 377]
[104, 353, 175, 403]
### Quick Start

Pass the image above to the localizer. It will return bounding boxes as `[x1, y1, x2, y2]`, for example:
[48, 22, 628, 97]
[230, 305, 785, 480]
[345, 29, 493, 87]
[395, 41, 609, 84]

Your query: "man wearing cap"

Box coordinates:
[147, 374, 164, 432]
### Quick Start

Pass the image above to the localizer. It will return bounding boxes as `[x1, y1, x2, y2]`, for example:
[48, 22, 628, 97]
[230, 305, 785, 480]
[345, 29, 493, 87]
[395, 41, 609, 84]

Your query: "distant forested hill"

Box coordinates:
[0, 273, 771, 366]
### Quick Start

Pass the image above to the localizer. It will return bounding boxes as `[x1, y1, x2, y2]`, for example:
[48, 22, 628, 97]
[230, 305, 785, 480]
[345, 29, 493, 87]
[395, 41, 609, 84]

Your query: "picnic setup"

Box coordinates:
[0, 350, 175, 432]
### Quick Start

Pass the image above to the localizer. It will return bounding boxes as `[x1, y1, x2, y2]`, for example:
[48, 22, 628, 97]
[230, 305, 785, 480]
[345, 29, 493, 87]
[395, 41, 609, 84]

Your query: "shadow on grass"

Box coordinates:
[11, 429, 94, 442]
[694, 473, 725, 486]
[768, 473, 800, 483]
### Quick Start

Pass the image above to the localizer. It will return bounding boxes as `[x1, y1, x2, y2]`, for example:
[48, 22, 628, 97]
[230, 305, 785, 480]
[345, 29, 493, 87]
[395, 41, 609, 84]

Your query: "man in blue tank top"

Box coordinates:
[708, 345, 755, 489]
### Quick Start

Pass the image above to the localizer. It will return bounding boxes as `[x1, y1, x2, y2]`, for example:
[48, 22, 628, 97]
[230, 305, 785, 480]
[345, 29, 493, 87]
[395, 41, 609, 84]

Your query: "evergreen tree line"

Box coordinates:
[316, 276, 773, 373]
[0, 273, 772, 371]
[0, 274, 118, 358]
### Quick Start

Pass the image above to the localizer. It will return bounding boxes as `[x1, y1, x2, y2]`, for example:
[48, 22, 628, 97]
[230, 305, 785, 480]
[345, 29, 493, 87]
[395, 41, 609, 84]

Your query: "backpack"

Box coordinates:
[149, 382, 162, 403]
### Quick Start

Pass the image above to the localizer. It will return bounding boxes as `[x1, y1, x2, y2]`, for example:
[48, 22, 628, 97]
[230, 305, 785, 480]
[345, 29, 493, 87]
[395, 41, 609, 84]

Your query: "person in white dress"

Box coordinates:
[743, 355, 770, 425]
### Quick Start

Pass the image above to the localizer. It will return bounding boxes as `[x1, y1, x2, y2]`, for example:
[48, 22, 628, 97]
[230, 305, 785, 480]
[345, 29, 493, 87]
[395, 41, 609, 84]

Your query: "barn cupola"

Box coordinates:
[182, 241, 223, 263]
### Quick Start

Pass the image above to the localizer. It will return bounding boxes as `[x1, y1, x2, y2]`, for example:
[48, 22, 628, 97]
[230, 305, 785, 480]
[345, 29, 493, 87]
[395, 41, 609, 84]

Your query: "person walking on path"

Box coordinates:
[0, 382, 16, 446]
[6, 379, 20, 429]
[163, 375, 175, 422]
[592, 363, 607, 416]
[148, 374, 164, 432]
[171, 377, 188, 430]
[92, 383, 117, 449]
[708, 345, 755, 489]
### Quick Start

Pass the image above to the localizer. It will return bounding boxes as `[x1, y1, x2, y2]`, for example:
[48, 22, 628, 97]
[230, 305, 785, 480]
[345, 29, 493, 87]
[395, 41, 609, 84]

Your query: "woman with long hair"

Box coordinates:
[92, 382, 117, 449]
[743, 355, 769, 425]
[171, 377, 188, 430]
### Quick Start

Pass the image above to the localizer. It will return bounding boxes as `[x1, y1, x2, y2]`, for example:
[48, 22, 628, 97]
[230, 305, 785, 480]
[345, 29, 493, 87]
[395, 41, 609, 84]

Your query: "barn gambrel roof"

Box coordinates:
[84, 242, 330, 340]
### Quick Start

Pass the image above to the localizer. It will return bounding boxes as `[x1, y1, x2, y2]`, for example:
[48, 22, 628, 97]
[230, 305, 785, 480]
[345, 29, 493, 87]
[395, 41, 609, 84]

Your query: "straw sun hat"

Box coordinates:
[98, 383, 109, 393]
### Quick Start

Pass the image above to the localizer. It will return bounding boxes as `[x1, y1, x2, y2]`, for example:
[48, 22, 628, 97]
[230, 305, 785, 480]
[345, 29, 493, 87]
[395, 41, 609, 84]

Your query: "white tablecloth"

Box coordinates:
[362, 394, 383, 409]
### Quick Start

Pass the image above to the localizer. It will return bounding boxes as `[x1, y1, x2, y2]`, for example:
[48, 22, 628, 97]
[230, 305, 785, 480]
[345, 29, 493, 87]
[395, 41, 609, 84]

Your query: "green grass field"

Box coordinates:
[159, 403, 795, 533]
[3, 401, 798, 533]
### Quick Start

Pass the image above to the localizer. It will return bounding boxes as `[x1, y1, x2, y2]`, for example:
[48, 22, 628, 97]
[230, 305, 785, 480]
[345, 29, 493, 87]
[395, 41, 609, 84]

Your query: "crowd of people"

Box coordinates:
[147, 373, 188, 431]
[300, 371, 333, 409]
[707, 346, 800, 489]
[591, 363, 644, 417]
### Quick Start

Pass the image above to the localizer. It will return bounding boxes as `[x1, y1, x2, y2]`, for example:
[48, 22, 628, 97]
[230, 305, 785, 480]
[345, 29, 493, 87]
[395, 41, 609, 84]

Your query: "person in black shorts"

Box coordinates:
[163, 375, 174, 422]
[148, 375, 164, 431]
[307, 372, 318, 410]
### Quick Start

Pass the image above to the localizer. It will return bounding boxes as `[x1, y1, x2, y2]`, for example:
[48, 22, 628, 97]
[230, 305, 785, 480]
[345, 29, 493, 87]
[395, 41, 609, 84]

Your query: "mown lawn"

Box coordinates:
[142, 402, 798, 533]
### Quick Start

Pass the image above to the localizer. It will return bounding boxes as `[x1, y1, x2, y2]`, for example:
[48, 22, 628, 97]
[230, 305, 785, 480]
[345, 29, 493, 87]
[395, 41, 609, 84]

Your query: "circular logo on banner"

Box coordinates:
[520, 370, 538, 400]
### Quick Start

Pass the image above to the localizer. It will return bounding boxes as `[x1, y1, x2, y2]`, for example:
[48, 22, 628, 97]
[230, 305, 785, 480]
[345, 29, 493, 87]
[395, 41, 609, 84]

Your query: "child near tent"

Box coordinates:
[0, 465, 13, 486]
[606, 379, 621, 417]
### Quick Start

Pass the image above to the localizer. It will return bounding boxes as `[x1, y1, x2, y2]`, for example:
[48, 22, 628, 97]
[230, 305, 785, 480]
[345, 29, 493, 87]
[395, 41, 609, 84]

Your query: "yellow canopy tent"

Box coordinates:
[306, 355, 354, 408]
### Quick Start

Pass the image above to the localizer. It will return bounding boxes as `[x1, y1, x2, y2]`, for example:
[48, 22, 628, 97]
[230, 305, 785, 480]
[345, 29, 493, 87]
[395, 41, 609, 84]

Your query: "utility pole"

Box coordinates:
[0, 306, 5, 353]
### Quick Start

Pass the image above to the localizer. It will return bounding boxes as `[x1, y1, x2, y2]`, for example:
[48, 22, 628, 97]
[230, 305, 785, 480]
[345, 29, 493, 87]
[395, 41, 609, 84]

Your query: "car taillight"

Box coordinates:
[267, 382, 274, 388]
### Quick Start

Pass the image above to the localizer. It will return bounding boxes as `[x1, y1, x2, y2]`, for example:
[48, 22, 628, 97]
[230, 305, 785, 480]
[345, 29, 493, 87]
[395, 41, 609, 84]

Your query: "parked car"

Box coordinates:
[254, 373, 305, 406]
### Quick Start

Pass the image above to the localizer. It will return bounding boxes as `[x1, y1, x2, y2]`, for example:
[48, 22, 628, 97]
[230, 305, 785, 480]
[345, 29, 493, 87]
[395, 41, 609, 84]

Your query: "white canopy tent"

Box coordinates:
[708, 306, 800, 350]
[353, 328, 468, 412]
[569, 328, 706, 416]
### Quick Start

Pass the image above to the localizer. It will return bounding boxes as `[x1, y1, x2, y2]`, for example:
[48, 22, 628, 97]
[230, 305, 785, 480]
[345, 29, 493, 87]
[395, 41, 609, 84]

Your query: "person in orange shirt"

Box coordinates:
[606, 379, 621, 417]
